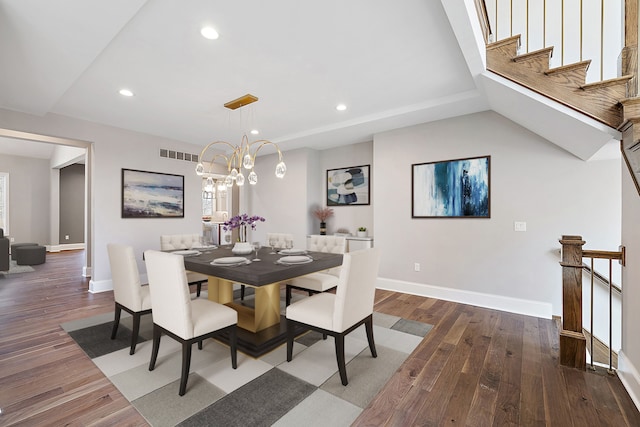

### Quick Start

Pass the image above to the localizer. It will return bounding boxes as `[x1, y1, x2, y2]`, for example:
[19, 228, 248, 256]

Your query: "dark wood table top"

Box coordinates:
[183, 246, 343, 287]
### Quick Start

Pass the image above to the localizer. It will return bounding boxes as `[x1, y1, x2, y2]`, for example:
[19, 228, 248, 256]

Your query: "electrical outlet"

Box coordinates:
[414, 263, 420, 272]
[514, 221, 527, 232]
[65, 235, 70, 240]
[10, 237, 14, 242]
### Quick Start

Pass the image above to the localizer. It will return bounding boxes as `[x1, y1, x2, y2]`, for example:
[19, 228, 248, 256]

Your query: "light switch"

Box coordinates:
[514, 221, 527, 232]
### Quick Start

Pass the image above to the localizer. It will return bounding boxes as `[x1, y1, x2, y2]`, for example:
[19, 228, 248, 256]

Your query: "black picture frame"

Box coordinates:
[412, 155, 490, 218]
[121, 168, 185, 218]
[326, 164, 370, 206]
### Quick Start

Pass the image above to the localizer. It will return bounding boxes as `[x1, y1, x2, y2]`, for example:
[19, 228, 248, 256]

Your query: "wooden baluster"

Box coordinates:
[559, 235, 587, 369]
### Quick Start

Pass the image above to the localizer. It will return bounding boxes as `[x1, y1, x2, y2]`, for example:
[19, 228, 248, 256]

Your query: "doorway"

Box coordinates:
[0, 128, 93, 277]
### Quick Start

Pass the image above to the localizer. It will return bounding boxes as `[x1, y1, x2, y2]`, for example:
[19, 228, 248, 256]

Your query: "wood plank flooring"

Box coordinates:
[1, 250, 639, 426]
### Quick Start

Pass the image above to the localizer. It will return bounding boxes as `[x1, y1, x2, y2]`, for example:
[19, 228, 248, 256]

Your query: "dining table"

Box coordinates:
[181, 245, 343, 356]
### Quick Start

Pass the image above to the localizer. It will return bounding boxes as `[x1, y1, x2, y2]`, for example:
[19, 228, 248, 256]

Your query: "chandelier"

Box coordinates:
[195, 94, 286, 187]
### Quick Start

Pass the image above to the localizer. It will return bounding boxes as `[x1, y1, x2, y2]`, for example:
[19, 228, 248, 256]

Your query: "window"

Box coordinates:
[0, 172, 8, 234]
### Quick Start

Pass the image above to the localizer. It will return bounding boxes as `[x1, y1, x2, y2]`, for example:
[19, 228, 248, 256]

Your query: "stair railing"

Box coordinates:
[478, 0, 624, 84]
[559, 235, 624, 371]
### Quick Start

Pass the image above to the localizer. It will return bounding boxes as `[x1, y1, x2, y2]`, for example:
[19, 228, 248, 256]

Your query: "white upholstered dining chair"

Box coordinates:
[160, 234, 208, 297]
[107, 243, 152, 355]
[285, 234, 346, 306]
[144, 250, 238, 396]
[286, 247, 381, 386]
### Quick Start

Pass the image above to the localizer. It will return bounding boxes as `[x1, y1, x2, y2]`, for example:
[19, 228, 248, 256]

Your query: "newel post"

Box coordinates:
[559, 235, 586, 370]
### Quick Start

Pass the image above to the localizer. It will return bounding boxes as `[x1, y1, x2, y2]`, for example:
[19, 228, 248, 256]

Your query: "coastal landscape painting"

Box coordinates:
[121, 169, 184, 218]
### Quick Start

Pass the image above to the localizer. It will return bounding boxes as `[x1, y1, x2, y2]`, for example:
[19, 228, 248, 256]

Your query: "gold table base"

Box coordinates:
[207, 276, 281, 333]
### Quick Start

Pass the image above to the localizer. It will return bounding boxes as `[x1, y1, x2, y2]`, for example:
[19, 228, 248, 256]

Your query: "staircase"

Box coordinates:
[486, 34, 634, 130]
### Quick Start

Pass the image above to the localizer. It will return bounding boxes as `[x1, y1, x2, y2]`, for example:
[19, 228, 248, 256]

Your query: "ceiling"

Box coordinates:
[0, 0, 621, 162]
[0, 0, 492, 157]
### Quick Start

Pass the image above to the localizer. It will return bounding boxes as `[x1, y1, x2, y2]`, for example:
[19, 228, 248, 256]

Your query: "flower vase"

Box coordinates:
[232, 225, 253, 254]
[320, 221, 327, 235]
[232, 242, 253, 255]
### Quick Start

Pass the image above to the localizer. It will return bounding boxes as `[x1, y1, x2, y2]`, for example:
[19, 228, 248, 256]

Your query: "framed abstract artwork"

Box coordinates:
[327, 164, 370, 206]
[412, 155, 490, 218]
[121, 168, 184, 218]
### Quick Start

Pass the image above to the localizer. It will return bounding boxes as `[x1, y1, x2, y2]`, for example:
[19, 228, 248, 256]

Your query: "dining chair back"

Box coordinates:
[160, 234, 200, 250]
[285, 234, 347, 305]
[144, 250, 238, 396]
[160, 234, 208, 297]
[286, 247, 381, 385]
[107, 243, 152, 355]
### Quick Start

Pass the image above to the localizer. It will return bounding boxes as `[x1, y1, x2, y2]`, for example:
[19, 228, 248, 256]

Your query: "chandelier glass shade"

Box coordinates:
[195, 134, 286, 187]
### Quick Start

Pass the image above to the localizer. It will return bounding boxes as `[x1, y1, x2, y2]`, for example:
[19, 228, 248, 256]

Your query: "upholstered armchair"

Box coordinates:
[0, 229, 9, 271]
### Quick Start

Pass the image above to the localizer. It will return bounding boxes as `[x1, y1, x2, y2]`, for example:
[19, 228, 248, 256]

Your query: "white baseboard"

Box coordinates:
[48, 243, 86, 253]
[82, 266, 92, 278]
[376, 277, 553, 319]
[89, 273, 148, 293]
[89, 279, 112, 293]
[618, 351, 640, 412]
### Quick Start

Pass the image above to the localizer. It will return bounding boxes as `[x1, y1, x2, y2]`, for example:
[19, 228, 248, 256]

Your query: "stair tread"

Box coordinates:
[513, 46, 554, 63]
[545, 60, 591, 75]
[581, 75, 634, 90]
[486, 34, 521, 50]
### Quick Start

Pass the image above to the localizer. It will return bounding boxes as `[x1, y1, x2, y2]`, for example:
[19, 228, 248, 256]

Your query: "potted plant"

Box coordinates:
[357, 226, 367, 237]
[313, 207, 334, 235]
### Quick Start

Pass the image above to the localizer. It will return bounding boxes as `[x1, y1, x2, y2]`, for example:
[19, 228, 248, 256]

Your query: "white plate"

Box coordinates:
[278, 255, 313, 265]
[279, 248, 307, 255]
[212, 256, 249, 265]
[191, 244, 217, 250]
[173, 250, 201, 256]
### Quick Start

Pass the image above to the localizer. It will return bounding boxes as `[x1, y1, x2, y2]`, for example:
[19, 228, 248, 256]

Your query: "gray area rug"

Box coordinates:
[62, 293, 432, 427]
[1, 260, 35, 275]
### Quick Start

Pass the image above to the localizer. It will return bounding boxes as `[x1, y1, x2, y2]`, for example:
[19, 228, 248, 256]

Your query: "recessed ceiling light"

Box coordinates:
[119, 89, 134, 97]
[201, 26, 219, 40]
[336, 104, 347, 111]
[250, 129, 259, 135]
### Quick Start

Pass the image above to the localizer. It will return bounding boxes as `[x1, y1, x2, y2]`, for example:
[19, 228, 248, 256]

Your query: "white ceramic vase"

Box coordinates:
[232, 242, 253, 255]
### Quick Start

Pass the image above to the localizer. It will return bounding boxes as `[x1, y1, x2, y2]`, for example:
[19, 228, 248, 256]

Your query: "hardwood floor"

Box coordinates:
[1, 250, 638, 426]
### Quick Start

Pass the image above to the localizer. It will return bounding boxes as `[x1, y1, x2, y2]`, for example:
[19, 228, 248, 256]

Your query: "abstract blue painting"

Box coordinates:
[121, 169, 184, 218]
[412, 156, 490, 218]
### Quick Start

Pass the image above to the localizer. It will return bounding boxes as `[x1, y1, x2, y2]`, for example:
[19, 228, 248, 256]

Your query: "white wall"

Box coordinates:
[373, 111, 620, 318]
[248, 148, 317, 249]
[619, 138, 640, 409]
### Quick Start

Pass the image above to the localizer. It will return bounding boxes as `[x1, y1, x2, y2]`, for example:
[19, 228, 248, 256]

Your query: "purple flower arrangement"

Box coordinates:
[222, 213, 266, 232]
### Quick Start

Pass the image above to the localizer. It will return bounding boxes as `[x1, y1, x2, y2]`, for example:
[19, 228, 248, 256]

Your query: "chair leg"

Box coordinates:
[335, 334, 348, 386]
[110, 305, 122, 339]
[179, 342, 193, 396]
[229, 326, 238, 369]
[241, 284, 246, 300]
[198, 340, 203, 350]
[365, 315, 377, 358]
[130, 312, 141, 355]
[196, 282, 202, 297]
[149, 325, 162, 371]
[285, 285, 292, 306]
[286, 319, 295, 362]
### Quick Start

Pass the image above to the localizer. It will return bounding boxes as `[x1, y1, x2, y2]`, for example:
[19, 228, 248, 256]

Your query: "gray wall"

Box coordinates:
[59, 163, 85, 244]
[0, 153, 50, 244]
